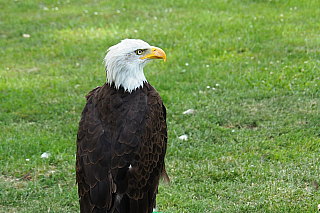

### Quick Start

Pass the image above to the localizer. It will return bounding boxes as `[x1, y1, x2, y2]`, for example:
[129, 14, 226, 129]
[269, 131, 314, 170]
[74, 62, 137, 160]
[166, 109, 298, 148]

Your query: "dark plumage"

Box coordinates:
[76, 39, 169, 213]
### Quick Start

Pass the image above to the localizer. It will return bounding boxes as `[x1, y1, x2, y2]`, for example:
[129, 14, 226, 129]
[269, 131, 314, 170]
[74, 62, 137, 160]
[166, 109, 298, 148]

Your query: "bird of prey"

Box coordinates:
[76, 39, 169, 213]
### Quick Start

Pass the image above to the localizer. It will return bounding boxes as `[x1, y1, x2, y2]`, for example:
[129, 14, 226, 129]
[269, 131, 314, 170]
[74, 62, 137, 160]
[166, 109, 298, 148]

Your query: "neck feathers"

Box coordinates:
[105, 63, 147, 93]
[105, 56, 147, 93]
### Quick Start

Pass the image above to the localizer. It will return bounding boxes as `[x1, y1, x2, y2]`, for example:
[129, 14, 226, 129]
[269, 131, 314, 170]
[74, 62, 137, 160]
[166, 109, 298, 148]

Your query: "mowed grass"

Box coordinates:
[1, 0, 320, 212]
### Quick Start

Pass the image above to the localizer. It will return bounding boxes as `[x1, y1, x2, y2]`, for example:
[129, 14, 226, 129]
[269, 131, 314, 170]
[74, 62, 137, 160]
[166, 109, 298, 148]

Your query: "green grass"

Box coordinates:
[1, 0, 320, 212]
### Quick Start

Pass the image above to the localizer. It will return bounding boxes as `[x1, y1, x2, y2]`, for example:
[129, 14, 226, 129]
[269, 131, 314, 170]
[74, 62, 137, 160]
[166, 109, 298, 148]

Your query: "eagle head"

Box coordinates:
[104, 39, 166, 93]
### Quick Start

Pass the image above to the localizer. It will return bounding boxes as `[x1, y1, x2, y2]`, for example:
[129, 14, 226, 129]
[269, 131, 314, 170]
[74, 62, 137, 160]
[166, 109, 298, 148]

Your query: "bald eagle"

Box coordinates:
[76, 39, 169, 213]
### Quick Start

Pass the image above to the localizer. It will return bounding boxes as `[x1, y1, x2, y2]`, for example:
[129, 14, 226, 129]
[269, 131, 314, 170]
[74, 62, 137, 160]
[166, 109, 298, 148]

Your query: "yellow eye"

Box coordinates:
[135, 49, 144, 55]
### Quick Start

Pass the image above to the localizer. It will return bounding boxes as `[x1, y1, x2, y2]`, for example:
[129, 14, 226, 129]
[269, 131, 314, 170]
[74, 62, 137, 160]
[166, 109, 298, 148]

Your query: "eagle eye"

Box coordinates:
[135, 49, 144, 55]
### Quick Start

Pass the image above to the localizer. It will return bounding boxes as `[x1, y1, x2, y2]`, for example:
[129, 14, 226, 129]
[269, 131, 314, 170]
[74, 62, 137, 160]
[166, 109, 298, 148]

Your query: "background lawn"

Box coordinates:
[1, 0, 320, 212]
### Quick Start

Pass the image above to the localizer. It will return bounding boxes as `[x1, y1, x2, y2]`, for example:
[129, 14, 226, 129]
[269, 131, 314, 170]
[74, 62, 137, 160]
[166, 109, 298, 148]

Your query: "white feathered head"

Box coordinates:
[104, 39, 166, 92]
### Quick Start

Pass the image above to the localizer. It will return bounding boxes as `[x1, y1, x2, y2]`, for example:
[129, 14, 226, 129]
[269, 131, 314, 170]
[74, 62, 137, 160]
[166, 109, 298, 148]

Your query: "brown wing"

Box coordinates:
[76, 83, 168, 213]
[117, 83, 168, 213]
[76, 85, 116, 213]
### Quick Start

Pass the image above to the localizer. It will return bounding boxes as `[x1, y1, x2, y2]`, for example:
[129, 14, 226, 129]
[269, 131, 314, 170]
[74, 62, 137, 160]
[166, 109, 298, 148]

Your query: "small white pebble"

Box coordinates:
[116, 10, 120, 13]
[251, 57, 254, 60]
[134, 30, 138, 33]
[183, 109, 196, 115]
[23, 34, 30, 38]
[290, 8, 293, 10]
[212, 87, 216, 90]
[301, 69, 304, 72]
[281, 19, 283, 22]
[154, 16, 157, 20]
[26, 159, 30, 162]
[231, 130, 235, 133]
[185, 63, 189, 66]
[258, 61, 261, 64]
[246, 62, 249, 65]
[294, 7, 297, 10]
[206, 86, 210, 89]
[179, 135, 188, 141]
[270, 72, 273, 75]
[215, 84, 219, 87]
[41, 152, 50, 159]
[206, 65, 209, 68]
[280, 14, 283, 17]
[304, 61, 308, 63]
[43, 7, 49, 10]
[276, 60, 280, 63]
[94, 12, 98, 15]
[270, 62, 273, 65]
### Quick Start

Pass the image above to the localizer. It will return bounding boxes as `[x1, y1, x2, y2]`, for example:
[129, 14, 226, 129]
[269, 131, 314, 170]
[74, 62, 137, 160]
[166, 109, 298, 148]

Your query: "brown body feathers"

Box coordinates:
[76, 82, 168, 213]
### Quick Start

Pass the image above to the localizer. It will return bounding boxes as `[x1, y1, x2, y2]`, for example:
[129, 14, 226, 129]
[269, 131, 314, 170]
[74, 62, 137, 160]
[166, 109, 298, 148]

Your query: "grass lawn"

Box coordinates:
[1, 0, 320, 212]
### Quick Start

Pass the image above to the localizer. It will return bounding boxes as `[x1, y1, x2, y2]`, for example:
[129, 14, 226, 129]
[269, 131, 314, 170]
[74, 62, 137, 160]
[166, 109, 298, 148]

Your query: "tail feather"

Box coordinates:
[114, 192, 155, 213]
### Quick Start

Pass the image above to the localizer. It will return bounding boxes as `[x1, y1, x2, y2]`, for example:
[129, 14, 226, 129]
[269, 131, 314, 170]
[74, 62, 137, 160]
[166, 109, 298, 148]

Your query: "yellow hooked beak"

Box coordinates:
[140, 46, 166, 62]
